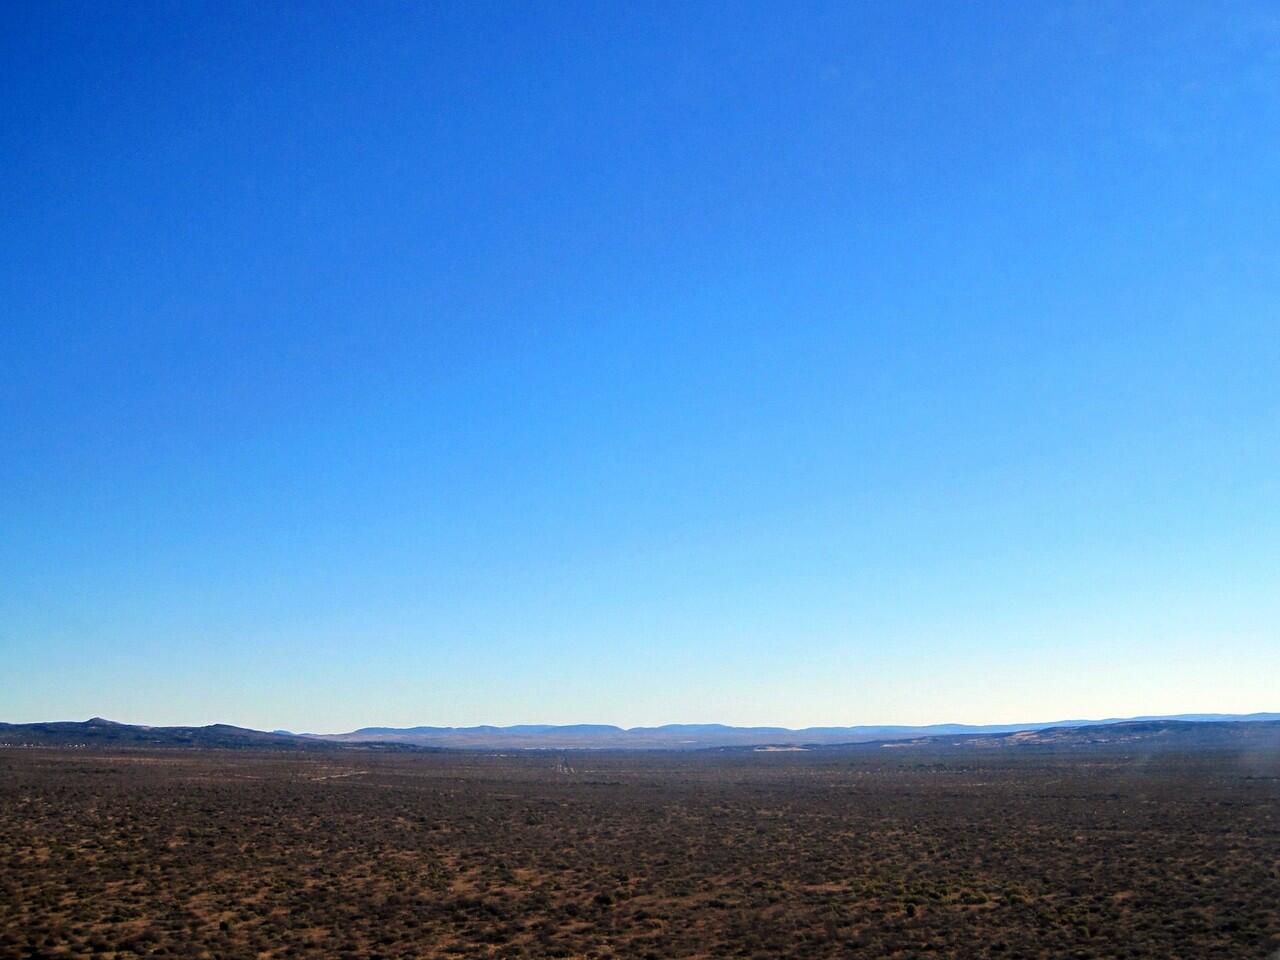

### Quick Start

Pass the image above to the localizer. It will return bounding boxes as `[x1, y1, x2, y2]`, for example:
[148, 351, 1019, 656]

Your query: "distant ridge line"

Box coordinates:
[304, 713, 1280, 749]
[3, 713, 1276, 751]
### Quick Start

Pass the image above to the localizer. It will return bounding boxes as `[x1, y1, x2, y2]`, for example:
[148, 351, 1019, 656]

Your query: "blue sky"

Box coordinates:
[2, 1, 1277, 731]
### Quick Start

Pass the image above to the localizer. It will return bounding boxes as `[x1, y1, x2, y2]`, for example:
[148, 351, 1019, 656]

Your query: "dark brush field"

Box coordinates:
[3, 746, 1278, 959]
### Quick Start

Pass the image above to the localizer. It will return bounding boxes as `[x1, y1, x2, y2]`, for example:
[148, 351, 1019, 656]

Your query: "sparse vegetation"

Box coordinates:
[2, 747, 1277, 958]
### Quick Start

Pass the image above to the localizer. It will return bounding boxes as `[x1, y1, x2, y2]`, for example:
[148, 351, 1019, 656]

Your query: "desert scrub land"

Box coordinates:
[2, 746, 1277, 959]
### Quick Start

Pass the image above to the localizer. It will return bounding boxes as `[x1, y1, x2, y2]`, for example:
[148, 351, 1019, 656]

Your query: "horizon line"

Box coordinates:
[11, 709, 1278, 736]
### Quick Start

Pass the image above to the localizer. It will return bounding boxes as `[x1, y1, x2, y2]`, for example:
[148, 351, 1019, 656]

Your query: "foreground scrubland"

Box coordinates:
[2, 745, 1277, 958]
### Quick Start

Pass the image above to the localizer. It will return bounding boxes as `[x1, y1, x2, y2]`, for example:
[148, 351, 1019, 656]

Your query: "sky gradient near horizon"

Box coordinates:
[2, 1, 1278, 732]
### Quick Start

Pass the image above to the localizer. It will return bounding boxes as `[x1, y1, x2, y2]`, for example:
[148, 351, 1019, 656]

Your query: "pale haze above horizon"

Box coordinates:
[2, 2, 1277, 733]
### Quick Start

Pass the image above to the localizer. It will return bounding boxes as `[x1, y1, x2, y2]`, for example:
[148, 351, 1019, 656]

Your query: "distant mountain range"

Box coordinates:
[2, 712, 1277, 752]
[300, 713, 1280, 749]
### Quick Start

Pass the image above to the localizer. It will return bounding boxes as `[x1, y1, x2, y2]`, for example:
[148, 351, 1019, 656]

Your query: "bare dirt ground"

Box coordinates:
[2, 746, 1277, 958]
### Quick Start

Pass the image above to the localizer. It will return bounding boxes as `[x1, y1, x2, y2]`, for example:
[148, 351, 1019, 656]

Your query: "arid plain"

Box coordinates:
[3, 743, 1277, 959]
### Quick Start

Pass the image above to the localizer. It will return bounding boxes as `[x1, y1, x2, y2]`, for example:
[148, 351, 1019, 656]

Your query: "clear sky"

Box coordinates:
[2, 1, 1277, 732]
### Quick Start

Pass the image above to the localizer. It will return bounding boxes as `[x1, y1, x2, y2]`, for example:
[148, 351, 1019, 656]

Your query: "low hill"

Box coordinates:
[0, 717, 332, 750]
[859, 718, 1280, 753]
